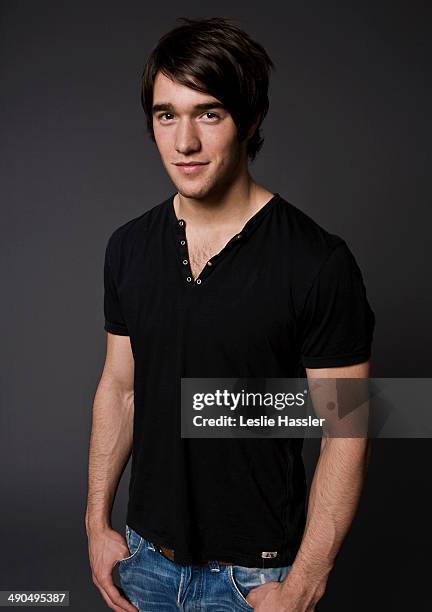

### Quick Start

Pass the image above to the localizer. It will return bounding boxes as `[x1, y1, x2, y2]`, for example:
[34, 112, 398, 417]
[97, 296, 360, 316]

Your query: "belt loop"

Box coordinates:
[208, 560, 220, 572]
[146, 540, 156, 551]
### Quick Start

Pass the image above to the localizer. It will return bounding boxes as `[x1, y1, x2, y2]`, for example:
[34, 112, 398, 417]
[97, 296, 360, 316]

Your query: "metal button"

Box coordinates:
[196, 279, 202, 285]
[180, 240, 186, 245]
[186, 276, 192, 282]
[183, 259, 188, 265]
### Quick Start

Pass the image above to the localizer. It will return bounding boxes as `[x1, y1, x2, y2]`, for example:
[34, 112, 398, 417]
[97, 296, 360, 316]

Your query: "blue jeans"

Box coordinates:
[117, 525, 293, 611]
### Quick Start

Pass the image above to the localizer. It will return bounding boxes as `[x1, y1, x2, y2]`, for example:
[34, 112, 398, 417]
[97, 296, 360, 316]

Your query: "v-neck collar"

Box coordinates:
[167, 192, 281, 285]
[167, 192, 280, 238]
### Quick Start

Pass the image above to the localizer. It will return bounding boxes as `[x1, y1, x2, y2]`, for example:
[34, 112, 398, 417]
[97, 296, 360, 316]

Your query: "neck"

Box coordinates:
[174, 176, 274, 231]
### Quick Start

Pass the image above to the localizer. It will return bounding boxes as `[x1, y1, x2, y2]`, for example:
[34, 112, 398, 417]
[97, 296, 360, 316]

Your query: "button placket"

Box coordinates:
[175, 216, 243, 286]
[176, 218, 207, 287]
[176, 219, 191, 284]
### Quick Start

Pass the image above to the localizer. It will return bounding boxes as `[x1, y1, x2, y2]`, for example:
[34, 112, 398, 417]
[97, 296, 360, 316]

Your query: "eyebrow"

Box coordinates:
[152, 101, 226, 115]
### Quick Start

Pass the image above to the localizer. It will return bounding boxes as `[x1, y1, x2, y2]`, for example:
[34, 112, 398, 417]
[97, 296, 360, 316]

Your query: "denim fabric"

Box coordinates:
[117, 525, 293, 611]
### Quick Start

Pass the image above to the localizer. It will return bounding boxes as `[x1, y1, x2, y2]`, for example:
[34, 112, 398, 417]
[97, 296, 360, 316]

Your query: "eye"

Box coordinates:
[158, 112, 174, 122]
[202, 112, 220, 121]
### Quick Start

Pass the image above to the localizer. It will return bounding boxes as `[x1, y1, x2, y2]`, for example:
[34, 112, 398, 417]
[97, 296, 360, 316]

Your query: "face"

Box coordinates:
[151, 71, 248, 200]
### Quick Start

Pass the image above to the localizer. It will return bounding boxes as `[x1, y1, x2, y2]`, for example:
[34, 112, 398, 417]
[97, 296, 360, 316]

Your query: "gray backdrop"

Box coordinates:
[1, 1, 430, 610]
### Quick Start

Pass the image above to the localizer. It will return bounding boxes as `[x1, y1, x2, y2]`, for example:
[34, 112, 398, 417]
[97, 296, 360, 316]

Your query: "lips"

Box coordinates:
[174, 162, 209, 174]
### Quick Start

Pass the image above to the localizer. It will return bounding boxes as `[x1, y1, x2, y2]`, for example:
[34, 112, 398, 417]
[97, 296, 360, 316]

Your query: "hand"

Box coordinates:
[245, 580, 318, 611]
[87, 526, 138, 611]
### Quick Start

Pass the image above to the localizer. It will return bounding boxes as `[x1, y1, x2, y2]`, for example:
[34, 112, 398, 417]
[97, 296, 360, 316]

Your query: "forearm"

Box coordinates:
[282, 437, 371, 601]
[85, 376, 134, 534]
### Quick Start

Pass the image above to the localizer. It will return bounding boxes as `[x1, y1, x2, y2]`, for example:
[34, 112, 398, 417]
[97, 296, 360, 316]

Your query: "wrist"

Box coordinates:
[85, 510, 111, 535]
[288, 547, 334, 582]
[281, 560, 332, 601]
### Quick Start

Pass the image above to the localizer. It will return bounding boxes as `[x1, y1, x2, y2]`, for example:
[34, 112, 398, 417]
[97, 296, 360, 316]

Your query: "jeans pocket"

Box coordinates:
[117, 524, 144, 565]
[228, 564, 292, 610]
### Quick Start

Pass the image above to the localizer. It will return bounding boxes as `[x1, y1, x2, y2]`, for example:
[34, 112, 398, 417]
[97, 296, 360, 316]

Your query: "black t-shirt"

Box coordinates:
[103, 192, 375, 567]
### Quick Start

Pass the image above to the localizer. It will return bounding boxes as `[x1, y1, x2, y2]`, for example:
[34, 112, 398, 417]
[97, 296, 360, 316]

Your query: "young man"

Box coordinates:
[85, 17, 376, 612]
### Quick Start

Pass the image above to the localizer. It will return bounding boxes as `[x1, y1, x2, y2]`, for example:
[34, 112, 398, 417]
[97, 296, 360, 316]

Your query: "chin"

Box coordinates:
[175, 182, 212, 200]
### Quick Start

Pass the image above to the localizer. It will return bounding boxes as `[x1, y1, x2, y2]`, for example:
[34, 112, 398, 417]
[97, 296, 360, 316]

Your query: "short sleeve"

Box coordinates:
[103, 235, 129, 336]
[299, 241, 375, 368]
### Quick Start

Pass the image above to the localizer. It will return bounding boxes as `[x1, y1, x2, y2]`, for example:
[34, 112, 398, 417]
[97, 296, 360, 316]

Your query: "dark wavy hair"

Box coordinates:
[141, 17, 275, 162]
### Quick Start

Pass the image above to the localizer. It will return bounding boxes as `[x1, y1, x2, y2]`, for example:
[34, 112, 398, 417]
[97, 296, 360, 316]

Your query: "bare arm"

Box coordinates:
[85, 332, 134, 532]
[280, 361, 371, 609]
[85, 332, 137, 612]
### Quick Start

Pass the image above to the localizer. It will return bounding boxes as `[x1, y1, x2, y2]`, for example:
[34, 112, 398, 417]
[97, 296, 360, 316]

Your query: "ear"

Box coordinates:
[246, 114, 261, 141]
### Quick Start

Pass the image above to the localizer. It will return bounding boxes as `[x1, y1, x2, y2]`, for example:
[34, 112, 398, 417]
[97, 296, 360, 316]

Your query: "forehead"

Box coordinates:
[152, 71, 221, 107]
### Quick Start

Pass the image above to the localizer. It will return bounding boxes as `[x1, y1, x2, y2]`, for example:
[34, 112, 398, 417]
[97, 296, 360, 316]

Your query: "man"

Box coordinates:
[85, 17, 376, 612]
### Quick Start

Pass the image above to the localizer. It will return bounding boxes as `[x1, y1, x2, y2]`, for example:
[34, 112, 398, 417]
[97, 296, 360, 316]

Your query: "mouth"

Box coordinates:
[173, 162, 209, 174]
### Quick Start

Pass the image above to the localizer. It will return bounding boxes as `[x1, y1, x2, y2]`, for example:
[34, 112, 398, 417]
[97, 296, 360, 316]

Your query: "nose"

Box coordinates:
[174, 118, 201, 155]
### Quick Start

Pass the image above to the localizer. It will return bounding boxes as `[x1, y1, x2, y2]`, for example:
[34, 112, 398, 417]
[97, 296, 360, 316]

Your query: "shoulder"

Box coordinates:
[274, 194, 361, 313]
[275, 194, 346, 261]
[105, 196, 170, 262]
